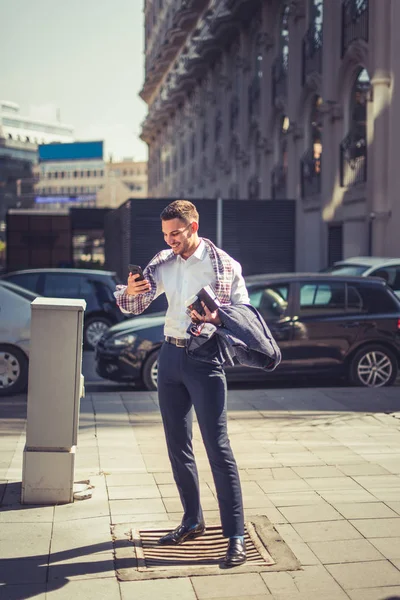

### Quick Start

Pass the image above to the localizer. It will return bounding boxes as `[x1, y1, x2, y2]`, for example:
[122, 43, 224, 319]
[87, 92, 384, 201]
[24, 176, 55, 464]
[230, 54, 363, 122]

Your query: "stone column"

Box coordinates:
[319, 0, 344, 267]
[368, 0, 391, 255]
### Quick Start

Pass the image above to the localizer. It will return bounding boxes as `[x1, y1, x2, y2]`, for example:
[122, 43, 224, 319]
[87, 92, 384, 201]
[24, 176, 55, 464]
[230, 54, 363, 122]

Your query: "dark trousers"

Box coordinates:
[157, 341, 244, 538]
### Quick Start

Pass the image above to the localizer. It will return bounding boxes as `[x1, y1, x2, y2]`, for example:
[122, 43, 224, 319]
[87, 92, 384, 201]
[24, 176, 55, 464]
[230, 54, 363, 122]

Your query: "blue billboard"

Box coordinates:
[39, 141, 103, 162]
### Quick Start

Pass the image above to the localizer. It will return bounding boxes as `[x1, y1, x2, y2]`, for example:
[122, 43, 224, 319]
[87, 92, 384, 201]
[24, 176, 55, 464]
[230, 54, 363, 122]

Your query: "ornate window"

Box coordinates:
[341, 0, 369, 57]
[340, 68, 370, 187]
[272, 5, 289, 104]
[301, 95, 323, 197]
[302, 0, 323, 83]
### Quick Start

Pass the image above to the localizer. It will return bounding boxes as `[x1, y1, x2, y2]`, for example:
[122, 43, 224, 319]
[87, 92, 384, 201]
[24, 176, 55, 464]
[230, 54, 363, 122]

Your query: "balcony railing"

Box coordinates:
[341, 0, 369, 57]
[300, 149, 322, 197]
[340, 130, 367, 187]
[302, 26, 322, 84]
[272, 56, 288, 105]
[271, 164, 287, 199]
[248, 76, 261, 119]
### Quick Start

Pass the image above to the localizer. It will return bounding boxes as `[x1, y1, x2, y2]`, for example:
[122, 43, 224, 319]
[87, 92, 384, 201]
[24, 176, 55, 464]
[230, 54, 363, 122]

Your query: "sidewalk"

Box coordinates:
[1, 385, 400, 600]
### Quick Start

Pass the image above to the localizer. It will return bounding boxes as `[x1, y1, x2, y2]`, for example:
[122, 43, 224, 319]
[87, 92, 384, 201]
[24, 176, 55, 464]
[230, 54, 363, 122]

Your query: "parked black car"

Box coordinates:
[95, 274, 400, 391]
[1, 268, 126, 349]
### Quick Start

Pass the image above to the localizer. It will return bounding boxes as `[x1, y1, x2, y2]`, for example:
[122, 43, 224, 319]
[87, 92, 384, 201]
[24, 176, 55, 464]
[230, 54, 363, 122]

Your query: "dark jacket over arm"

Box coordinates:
[186, 304, 281, 370]
[215, 304, 281, 370]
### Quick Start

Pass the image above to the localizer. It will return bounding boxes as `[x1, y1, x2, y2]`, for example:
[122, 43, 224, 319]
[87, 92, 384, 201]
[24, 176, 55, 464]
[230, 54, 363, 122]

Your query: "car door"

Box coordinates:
[225, 281, 295, 377]
[289, 280, 360, 368]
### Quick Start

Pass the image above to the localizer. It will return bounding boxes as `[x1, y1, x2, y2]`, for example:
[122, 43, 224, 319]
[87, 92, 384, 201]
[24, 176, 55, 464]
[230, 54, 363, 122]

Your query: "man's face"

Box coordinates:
[162, 218, 196, 256]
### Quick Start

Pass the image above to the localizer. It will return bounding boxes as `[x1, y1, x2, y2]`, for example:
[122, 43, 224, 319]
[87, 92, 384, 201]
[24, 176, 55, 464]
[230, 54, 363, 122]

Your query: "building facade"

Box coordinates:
[34, 143, 147, 210]
[0, 101, 75, 248]
[140, 0, 400, 269]
[33, 141, 105, 209]
[97, 160, 148, 208]
[0, 101, 74, 147]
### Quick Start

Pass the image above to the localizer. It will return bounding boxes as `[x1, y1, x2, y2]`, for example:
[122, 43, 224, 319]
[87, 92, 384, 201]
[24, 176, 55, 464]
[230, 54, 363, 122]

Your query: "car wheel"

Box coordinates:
[84, 317, 112, 350]
[349, 344, 398, 388]
[0, 345, 29, 396]
[142, 350, 159, 391]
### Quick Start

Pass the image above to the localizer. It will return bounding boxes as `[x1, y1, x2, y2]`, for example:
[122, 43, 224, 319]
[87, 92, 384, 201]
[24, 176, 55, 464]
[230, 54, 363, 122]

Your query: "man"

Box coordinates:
[114, 200, 248, 567]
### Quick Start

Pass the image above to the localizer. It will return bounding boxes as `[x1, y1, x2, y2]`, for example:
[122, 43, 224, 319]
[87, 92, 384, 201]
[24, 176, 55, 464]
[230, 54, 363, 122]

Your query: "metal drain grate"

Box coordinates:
[132, 523, 275, 571]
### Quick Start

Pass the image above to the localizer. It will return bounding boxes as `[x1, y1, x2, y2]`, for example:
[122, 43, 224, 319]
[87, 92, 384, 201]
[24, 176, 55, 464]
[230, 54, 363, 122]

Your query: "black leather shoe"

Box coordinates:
[224, 538, 246, 567]
[158, 522, 206, 545]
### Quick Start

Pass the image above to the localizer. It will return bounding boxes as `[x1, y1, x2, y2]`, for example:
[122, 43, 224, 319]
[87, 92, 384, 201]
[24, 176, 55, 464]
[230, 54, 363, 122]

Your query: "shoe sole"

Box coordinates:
[224, 557, 247, 567]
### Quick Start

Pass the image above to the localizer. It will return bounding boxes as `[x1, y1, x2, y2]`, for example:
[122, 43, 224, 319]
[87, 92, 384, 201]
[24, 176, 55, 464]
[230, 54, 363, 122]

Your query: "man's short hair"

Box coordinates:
[160, 200, 199, 225]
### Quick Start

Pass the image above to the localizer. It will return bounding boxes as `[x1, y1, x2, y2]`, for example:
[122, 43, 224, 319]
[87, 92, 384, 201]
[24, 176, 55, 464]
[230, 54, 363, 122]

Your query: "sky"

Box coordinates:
[0, 0, 148, 162]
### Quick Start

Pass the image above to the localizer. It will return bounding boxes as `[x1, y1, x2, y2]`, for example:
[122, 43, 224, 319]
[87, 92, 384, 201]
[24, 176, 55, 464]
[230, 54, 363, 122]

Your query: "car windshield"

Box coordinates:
[324, 264, 369, 276]
[0, 280, 39, 301]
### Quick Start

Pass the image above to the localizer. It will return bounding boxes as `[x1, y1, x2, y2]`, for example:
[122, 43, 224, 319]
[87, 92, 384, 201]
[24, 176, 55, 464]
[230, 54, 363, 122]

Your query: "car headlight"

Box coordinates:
[108, 333, 137, 347]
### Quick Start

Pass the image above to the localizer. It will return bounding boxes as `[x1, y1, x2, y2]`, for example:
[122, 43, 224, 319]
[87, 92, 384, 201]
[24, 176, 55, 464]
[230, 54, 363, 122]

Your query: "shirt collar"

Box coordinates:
[177, 238, 207, 264]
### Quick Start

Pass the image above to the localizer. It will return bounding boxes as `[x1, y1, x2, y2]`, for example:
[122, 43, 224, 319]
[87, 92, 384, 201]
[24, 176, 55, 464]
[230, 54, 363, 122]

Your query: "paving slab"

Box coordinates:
[338, 464, 392, 476]
[385, 501, 400, 515]
[109, 498, 167, 516]
[266, 491, 323, 507]
[191, 573, 270, 599]
[0, 522, 52, 560]
[326, 560, 400, 590]
[0, 584, 46, 599]
[278, 503, 344, 523]
[0, 558, 48, 585]
[120, 578, 197, 600]
[308, 539, 384, 564]
[317, 489, 379, 504]
[347, 587, 400, 600]
[333, 502, 399, 519]
[45, 578, 121, 599]
[303, 477, 363, 491]
[293, 520, 363, 542]
[0, 505, 54, 523]
[291, 564, 350, 594]
[291, 466, 344, 478]
[105, 473, 155, 486]
[257, 479, 311, 493]
[350, 518, 400, 538]
[369, 537, 400, 559]
[108, 485, 161, 500]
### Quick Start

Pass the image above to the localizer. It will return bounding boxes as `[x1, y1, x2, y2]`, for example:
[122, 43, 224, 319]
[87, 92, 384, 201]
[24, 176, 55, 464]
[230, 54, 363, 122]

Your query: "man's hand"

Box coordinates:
[126, 273, 151, 296]
[191, 301, 222, 326]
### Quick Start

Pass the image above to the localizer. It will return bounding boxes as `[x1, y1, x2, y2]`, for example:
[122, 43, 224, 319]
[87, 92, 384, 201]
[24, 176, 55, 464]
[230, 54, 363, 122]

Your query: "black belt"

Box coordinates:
[165, 336, 188, 347]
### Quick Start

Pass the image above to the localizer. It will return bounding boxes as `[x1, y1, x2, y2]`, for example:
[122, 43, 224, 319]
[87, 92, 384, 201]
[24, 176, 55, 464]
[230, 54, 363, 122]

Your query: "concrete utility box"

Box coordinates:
[22, 297, 86, 504]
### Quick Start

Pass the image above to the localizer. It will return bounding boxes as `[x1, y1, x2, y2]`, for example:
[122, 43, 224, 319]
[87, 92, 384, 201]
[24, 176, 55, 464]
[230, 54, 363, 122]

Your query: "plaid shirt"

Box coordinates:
[114, 238, 235, 314]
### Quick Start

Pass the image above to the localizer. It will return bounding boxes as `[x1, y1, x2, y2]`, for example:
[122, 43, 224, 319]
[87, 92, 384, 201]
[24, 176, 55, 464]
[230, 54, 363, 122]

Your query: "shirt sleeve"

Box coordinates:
[230, 259, 250, 304]
[114, 264, 164, 315]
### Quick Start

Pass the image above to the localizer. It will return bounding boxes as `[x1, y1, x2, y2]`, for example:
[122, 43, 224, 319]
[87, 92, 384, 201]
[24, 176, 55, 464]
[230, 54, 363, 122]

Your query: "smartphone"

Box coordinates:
[128, 264, 145, 281]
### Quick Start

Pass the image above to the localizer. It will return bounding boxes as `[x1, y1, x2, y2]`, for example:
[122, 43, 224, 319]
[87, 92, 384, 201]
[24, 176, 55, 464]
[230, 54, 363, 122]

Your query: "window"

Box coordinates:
[369, 266, 400, 294]
[249, 284, 289, 321]
[43, 274, 96, 302]
[299, 282, 346, 314]
[354, 283, 399, 314]
[4, 273, 40, 293]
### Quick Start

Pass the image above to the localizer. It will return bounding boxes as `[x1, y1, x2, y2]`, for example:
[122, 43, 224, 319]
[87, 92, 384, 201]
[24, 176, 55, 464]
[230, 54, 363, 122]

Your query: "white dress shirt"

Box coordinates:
[152, 239, 249, 338]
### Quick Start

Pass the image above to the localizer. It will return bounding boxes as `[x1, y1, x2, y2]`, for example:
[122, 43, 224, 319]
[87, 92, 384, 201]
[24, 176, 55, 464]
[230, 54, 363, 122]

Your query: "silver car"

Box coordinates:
[325, 257, 400, 298]
[0, 281, 37, 396]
